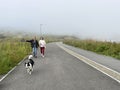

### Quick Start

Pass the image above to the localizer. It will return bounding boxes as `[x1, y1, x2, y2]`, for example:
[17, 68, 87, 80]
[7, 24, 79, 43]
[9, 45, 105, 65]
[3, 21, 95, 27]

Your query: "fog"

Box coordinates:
[0, 0, 120, 41]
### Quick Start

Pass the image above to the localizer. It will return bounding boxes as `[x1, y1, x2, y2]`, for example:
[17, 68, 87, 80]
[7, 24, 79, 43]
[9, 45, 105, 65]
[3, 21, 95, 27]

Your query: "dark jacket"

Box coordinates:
[26, 39, 39, 48]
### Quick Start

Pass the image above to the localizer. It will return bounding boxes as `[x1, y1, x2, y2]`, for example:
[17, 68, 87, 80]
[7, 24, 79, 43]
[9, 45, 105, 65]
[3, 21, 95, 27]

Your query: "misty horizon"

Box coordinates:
[0, 0, 120, 42]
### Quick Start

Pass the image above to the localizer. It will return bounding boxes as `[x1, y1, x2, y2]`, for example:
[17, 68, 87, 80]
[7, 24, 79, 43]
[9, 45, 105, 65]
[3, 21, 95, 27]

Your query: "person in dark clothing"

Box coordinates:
[26, 36, 39, 58]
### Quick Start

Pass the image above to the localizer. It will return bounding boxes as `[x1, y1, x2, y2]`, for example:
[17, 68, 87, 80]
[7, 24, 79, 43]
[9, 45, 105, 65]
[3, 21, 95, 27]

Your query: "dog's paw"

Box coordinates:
[29, 71, 32, 75]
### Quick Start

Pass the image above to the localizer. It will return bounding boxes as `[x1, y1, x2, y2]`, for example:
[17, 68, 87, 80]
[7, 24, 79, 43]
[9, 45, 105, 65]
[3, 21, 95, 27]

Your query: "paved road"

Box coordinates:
[0, 43, 120, 90]
[61, 43, 120, 73]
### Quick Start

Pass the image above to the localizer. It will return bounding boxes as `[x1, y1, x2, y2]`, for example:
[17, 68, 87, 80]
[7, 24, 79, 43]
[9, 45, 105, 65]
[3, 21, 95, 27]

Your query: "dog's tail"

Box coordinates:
[28, 55, 33, 59]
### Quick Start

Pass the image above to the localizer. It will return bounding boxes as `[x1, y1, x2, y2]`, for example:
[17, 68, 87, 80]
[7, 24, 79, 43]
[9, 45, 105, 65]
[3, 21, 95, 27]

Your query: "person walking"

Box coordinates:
[26, 36, 39, 58]
[39, 37, 46, 57]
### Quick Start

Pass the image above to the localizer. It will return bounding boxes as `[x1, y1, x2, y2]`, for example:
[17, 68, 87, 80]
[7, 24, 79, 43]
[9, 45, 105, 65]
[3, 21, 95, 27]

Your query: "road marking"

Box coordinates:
[57, 43, 120, 83]
[0, 56, 28, 82]
[0, 66, 16, 82]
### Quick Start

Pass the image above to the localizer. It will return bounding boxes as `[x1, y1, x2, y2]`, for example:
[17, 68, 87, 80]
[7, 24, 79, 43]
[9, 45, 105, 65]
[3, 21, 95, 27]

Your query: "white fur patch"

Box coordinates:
[25, 63, 33, 75]
[28, 55, 33, 59]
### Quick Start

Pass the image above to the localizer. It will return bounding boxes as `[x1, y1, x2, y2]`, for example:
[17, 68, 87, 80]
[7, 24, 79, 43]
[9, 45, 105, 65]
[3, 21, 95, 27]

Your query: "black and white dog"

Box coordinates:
[25, 55, 34, 75]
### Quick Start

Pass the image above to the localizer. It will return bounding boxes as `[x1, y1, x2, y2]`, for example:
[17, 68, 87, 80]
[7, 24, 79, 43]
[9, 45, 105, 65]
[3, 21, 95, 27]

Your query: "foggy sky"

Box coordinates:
[0, 0, 120, 41]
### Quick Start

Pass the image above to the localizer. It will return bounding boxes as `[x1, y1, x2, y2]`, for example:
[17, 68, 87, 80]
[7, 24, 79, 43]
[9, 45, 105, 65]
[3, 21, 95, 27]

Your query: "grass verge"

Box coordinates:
[63, 39, 120, 60]
[0, 39, 31, 75]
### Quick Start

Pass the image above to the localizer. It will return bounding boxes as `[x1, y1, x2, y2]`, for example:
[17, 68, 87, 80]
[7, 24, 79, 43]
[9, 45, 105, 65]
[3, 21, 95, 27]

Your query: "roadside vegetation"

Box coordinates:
[1, 31, 120, 75]
[0, 33, 63, 75]
[0, 38, 31, 74]
[63, 39, 120, 60]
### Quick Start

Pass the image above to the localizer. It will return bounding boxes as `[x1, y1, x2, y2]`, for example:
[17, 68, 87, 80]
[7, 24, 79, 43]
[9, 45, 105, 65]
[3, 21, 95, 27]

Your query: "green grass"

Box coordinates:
[0, 39, 31, 74]
[0, 34, 76, 75]
[63, 39, 120, 60]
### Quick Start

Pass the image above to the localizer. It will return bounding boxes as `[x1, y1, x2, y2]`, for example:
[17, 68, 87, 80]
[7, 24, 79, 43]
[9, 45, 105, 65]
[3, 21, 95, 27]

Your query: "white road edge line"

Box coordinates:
[57, 43, 120, 83]
[0, 56, 28, 82]
[0, 66, 16, 82]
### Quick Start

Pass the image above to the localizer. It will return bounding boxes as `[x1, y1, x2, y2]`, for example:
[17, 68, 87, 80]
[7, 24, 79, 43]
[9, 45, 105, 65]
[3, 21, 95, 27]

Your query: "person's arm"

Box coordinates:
[38, 40, 41, 46]
[36, 40, 39, 48]
[26, 40, 32, 43]
[44, 40, 46, 48]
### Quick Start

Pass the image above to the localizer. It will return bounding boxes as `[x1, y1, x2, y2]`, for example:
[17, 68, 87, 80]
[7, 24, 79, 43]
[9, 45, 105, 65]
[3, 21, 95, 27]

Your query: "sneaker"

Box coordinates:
[41, 54, 43, 56]
[41, 54, 43, 57]
[41, 54, 44, 57]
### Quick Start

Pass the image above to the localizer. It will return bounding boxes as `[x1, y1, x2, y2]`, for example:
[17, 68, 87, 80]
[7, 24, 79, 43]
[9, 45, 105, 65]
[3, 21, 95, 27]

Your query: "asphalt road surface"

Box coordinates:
[0, 42, 120, 90]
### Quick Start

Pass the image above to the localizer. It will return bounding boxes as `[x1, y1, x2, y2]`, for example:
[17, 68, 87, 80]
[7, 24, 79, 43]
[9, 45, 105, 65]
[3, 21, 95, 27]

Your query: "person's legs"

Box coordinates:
[32, 48, 35, 57]
[42, 47, 45, 57]
[40, 47, 45, 57]
[33, 47, 37, 57]
[42, 47, 45, 55]
[40, 47, 42, 54]
[34, 47, 37, 57]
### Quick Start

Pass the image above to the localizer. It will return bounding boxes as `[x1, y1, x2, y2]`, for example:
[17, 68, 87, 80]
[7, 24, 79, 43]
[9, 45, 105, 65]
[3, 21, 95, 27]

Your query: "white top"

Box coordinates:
[39, 40, 46, 47]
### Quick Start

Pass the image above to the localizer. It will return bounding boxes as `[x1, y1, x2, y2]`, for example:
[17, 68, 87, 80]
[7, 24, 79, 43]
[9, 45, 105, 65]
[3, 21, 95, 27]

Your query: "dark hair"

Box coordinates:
[40, 37, 44, 40]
